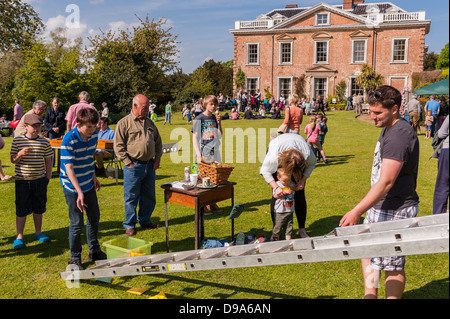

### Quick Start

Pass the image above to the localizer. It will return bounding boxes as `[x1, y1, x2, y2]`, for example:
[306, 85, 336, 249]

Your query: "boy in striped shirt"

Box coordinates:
[10, 113, 53, 249]
[60, 108, 106, 269]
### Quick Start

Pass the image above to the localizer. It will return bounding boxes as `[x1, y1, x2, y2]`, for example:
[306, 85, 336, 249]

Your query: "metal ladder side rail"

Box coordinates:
[89, 238, 312, 270]
[335, 214, 449, 237]
[313, 223, 449, 250]
[89, 215, 447, 270]
[177, 237, 449, 273]
[60, 224, 448, 281]
[60, 235, 448, 281]
[66, 222, 449, 273]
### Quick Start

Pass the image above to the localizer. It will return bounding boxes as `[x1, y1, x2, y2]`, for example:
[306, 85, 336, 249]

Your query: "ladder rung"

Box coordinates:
[201, 250, 229, 259]
[174, 252, 200, 262]
[271, 242, 293, 253]
[234, 247, 259, 256]
[127, 257, 153, 266]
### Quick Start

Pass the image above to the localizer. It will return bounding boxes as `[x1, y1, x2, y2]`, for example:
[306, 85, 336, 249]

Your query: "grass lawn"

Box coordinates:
[0, 110, 448, 299]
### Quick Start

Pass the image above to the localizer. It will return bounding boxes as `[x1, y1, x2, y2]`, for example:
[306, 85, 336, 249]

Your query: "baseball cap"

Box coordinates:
[24, 113, 43, 126]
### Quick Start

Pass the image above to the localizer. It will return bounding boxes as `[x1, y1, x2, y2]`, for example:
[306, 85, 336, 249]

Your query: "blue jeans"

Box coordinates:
[63, 188, 101, 261]
[431, 115, 438, 137]
[123, 160, 156, 229]
[165, 112, 171, 123]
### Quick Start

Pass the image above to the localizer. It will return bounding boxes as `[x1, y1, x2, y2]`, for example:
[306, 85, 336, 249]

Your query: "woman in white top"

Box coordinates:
[260, 133, 317, 238]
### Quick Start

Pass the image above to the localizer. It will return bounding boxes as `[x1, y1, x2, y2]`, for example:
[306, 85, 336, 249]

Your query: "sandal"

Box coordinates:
[34, 233, 50, 242]
[210, 204, 223, 212]
[13, 238, 25, 249]
[1, 175, 12, 181]
[298, 229, 310, 238]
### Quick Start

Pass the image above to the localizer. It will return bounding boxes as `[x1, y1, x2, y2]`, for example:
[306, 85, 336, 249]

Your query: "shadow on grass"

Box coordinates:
[403, 277, 449, 299]
[306, 215, 364, 237]
[86, 271, 336, 299]
[314, 154, 355, 167]
[0, 220, 125, 260]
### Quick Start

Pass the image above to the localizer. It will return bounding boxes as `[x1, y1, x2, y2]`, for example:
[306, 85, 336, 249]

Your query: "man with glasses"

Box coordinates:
[13, 100, 47, 137]
[340, 85, 420, 299]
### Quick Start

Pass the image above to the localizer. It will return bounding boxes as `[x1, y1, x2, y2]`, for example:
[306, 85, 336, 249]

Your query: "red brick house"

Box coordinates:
[230, 0, 430, 100]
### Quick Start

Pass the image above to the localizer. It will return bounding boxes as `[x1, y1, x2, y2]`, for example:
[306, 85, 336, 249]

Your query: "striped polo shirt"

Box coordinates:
[60, 127, 98, 194]
[10, 135, 53, 180]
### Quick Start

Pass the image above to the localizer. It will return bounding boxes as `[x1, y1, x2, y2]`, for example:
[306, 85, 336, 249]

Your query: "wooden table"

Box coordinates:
[161, 181, 236, 252]
[51, 144, 121, 185]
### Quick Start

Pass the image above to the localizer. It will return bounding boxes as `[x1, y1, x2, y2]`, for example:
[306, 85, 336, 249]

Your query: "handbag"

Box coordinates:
[9, 119, 20, 129]
[277, 107, 290, 134]
[277, 123, 288, 134]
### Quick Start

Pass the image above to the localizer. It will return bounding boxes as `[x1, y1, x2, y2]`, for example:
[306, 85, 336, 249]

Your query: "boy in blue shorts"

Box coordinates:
[60, 108, 106, 269]
[10, 112, 53, 249]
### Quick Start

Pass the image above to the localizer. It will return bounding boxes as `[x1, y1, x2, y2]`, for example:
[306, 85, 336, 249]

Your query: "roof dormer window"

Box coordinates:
[272, 13, 287, 25]
[315, 12, 330, 26]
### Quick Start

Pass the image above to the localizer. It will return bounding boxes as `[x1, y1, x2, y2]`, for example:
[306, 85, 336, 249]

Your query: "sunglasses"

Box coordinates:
[368, 89, 383, 100]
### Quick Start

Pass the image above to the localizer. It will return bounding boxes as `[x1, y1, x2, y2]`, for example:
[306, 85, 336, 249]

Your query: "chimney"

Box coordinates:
[285, 4, 298, 8]
[343, 0, 364, 10]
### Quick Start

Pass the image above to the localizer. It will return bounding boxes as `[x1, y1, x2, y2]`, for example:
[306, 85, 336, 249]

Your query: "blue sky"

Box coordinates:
[27, 0, 449, 74]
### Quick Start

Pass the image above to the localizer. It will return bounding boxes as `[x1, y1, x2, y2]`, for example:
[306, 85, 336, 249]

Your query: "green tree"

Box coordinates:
[356, 64, 384, 93]
[12, 41, 53, 109]
[235, 68, 246, 90]
[0, 0, 44, 51]
[436, 43, 449, 70]
[423, 50, 439, 71]
[335, 80, 347, 103]
[202, 59, 233, 97]
[0, 50, 25, 114]
[12, 29, 88, 110]
[86, 16, 179, 113]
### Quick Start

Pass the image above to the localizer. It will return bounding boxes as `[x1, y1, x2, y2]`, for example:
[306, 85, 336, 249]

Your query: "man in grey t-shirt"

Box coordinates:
[340, 85, 419, 299]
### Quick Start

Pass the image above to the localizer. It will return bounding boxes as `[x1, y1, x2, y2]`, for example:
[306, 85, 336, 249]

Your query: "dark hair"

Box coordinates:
[367, 85, 402, 110]
[100, 116, 109, 123]
[76, 108, 99, 126]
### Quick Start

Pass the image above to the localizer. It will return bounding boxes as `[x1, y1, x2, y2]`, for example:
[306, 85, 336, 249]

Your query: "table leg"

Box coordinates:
[57, 149, 61, 174]
[164, 191, 169, 252]
[195, 198, 199, 250]
[231, 186, 235, 241]
[114, 158, 118, 185]
[200, 207, 204, 243]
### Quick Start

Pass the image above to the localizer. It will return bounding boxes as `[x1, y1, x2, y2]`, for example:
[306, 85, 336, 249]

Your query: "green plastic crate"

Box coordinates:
[103, 236, 153, 259]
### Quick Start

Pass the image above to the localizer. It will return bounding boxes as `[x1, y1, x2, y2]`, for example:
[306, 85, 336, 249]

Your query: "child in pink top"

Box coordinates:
[304, 116, 327, 163]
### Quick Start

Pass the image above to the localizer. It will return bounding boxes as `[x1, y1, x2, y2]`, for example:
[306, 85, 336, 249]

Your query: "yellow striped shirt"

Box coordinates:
[10, 135, 53, 180]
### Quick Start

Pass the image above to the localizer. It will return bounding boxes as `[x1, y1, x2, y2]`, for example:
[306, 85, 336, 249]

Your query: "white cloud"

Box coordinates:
[41, 15, 89, 45]
[89, 0, 105, 4]
[108, 21, 128, 33]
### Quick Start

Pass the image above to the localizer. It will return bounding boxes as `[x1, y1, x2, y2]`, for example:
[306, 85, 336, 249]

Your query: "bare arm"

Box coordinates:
[45, 157, 52, 180]
[339, 158, 404, 226]
[11, 147, 32, 163]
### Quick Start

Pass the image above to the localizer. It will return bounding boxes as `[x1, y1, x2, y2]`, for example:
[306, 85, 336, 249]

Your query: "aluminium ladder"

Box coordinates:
[60, 214, 449, 281]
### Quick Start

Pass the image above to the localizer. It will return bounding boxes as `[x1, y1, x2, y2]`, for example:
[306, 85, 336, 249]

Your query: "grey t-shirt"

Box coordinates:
[371, 119, 419, 210]
[273, 180, 295, 213]
[192, 113, 221, 161]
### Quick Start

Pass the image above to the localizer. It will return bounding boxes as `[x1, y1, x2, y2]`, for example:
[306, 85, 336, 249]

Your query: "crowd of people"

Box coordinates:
[0, 85, 448, 299]
[0, 92, 161, 270]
